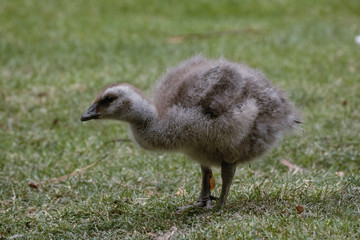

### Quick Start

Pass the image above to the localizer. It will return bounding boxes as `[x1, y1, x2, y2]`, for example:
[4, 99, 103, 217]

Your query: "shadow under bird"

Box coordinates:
[81, 56, 301, 212]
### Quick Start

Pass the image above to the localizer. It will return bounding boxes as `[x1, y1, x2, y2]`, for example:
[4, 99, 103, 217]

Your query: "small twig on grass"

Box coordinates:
[7, 234, 24, 239]
[167, 28, 263, 43]
[28, 155, 108, 188]
[280, 159, 306, 174]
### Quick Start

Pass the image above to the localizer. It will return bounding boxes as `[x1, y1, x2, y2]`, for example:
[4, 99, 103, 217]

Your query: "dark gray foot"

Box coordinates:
[176, 195, 218, 213]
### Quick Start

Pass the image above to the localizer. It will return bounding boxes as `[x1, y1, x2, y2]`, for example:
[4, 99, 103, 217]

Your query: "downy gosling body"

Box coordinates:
[81, 56, 301, 211]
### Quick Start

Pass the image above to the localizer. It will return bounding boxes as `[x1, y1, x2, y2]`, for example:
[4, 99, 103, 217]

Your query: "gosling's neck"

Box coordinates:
[127, 103, 165, 150]
[123, 93, 185, 151]
[119, 87, 158, 125]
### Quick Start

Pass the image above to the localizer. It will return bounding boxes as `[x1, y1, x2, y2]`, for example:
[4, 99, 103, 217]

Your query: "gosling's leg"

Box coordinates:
[177, 165, 217, 213]
[196, 165, 218, 208]
[216, 160, 236, 211]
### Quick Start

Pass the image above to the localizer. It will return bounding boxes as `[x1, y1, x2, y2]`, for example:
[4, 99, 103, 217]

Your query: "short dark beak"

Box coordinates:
[81, 103, 100, 122]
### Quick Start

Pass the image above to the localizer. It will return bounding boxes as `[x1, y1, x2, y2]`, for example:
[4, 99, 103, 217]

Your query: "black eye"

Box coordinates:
[104, 96, 116, 104]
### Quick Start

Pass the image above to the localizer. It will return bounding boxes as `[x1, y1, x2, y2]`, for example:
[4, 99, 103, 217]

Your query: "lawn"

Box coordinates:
[1, 0, 359, 239]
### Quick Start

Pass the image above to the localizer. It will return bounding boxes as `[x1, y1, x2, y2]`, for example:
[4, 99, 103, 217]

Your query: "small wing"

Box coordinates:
[177, 65, 244, 118]
[196, 65, 240, 118]
[154, 57, 246, 118]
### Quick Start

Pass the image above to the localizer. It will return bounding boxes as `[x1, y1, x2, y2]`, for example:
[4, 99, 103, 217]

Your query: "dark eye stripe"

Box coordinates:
[102, 95, 116, 104]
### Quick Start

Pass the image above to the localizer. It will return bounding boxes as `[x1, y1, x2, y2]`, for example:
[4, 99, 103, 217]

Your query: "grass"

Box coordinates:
[1, 0, 359, 239]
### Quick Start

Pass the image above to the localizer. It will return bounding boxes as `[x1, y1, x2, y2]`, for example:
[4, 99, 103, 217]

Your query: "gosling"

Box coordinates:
[81, 56, 301, 211]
